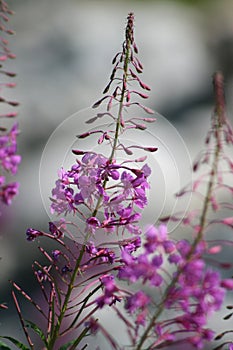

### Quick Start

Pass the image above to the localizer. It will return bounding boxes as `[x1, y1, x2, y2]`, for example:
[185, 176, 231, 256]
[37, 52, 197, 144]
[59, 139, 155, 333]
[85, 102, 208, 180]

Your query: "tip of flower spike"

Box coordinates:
[126, 12, 135, 45]
[213, 71, 226, 126]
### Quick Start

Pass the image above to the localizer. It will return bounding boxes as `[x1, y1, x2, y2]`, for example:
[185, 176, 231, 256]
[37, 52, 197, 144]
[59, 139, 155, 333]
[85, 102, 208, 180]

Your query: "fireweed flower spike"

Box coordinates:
[132, 73, 233, 350]
[0, 0, 20, 209]
[51, 12, 156, 238]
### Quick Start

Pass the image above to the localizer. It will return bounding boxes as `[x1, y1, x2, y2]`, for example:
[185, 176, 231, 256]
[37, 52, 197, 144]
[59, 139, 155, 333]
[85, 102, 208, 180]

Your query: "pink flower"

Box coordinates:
[0, 182, 19, 205]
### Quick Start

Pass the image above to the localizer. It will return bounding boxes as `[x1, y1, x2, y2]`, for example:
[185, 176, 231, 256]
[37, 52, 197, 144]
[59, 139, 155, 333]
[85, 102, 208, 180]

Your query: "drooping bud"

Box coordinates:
[72, 149, 86, 155]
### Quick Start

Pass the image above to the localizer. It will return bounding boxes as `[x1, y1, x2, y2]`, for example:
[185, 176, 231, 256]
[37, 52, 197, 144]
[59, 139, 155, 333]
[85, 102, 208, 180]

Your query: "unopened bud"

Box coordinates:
[92, 96, 108, 108]
[144, 147, 158, 152]
[0, 55, 7, 61]
[133, 42, 138, 53]
[72, 150, 86, 155]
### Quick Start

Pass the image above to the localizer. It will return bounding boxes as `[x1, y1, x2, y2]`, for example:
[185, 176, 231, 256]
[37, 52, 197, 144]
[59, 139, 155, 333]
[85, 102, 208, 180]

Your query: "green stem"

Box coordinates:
[47, 40, 132, 348]
[109, 42, 130, 163]
[92, 38, 131, 217]
[68, 284, 101, 330]
[47, 245, 86, 349]
[136, 118, 222, 350]
[69, 327, 90, 350]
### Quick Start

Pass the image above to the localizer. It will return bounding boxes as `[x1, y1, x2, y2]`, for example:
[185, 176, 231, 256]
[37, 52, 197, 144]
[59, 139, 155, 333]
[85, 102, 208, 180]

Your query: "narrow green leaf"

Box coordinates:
[60, 327, 90, 350]
[0, 336, 30, 350]
[0, 340, 12, 350]
[59, 340, 78, 350]
[25, 321, 47, 345]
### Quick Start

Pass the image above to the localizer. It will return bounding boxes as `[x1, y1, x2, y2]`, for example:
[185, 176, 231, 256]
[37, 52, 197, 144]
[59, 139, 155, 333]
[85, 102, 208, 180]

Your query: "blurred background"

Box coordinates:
[1, 0, 233, 348]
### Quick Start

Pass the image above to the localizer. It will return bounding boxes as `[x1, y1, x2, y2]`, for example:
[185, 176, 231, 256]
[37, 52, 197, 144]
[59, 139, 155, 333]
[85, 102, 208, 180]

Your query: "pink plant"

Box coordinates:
[0, 8, 233, 350]
[0, 0, 20, 210]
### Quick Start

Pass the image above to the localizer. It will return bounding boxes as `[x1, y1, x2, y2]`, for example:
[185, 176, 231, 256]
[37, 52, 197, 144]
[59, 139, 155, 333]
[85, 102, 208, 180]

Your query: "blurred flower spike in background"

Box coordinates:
[0, 0, 20, 210]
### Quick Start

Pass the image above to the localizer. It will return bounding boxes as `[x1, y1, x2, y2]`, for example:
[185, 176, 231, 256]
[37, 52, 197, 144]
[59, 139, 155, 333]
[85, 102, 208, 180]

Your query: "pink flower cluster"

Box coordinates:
[94, 224, 233, 348]
[0, 123, 20, 205]
[51, 152, 151, 235]
[119, 225, 175, 286]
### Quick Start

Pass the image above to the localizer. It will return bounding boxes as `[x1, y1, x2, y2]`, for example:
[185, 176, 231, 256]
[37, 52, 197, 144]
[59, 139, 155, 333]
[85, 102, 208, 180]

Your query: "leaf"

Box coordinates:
[0, 340, 12, 350]
[59, 340, 78, 350]
[0, 337, 30, 350]
[58, 328, 90, 350]
[25, 320, 47, 345]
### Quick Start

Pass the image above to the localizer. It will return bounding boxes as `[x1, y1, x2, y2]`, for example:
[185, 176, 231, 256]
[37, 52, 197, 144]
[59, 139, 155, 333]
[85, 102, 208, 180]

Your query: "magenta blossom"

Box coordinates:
[0, 181, 19, 205]
[96, 275, 121, 308]
[51, 152, 151, 236]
